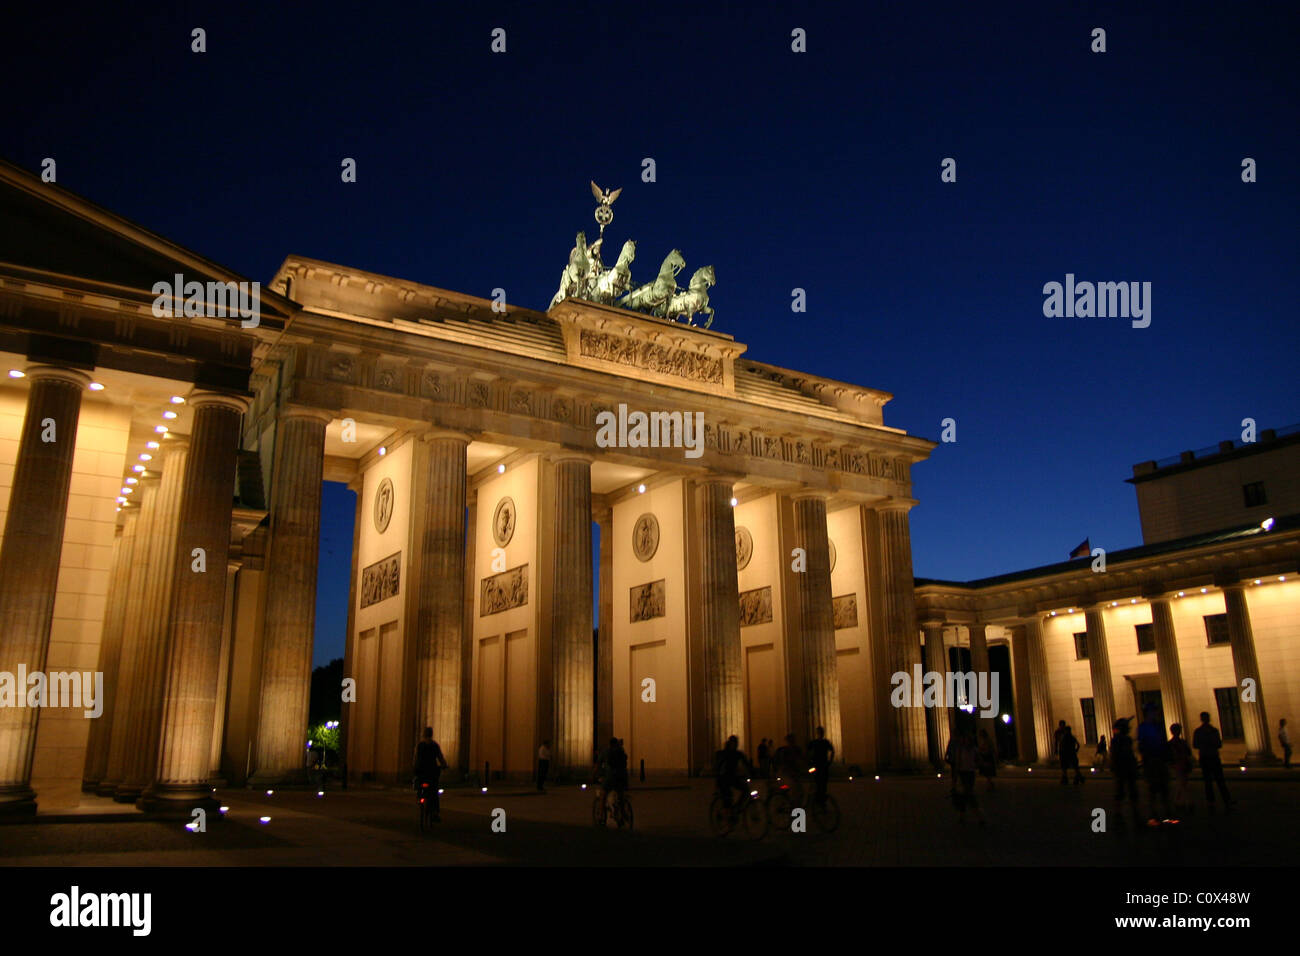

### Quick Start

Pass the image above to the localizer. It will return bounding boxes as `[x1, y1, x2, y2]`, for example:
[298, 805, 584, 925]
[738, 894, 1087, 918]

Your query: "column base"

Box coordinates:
[1242, 751, 1280, 766]
[94, 779, 121, 798]
[0, 786, 37, 819]
[112, 784, 143, 803]
[137, 786, 222, 819]
[248, 767, 309, 790]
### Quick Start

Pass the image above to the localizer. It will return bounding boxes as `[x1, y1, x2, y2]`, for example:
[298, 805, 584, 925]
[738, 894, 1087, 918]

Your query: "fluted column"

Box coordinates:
[99, 475, 161, 796]
[208, 562, 239, 778]
[1222, 582, 1274, 761]
[1023, 616, 1055, 765]
[966, 622, 997, 751]
[921, 622, 951, 765]
[550, 455, 593, 772]
[1009, 625, 1036, 763]
[1084, 605, 1117, 743]
[140, 393, 246, 813]
[595, 506, 614, 749]
[116, 435, 191, 801]
[0, 366, 90, 814]
[411, 431, 468, 765]
[250, 408, 330, 786]
[792, 493, 841, 756]
[83, 508, 139, 790]
[1148, 596, 1188, 733]
[875, 502, 927, 768]
[699, 479, 743, 756]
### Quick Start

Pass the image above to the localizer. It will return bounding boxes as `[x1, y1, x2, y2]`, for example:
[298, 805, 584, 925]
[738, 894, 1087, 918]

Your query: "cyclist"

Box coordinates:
[807, 725, 835, 806]
[412, 726, 448, 822]
[772, 733, 808, 805]
[714, 735, 754, 809]
[595, 736, 629, 816]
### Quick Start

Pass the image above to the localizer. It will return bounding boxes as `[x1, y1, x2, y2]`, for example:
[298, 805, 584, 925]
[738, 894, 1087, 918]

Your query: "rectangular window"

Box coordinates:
[1214, 687, 1244, 740]
[1242, 481, 1267, 508]
[1204, 613, 1231, 646]
[1135, 622, 1155, 653]
[1073, 631, 1089, 660]
[1080, 698, 1097, 745]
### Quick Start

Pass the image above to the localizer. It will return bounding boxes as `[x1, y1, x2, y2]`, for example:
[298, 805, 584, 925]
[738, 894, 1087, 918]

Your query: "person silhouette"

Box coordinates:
[1191, 712, 1233, 811]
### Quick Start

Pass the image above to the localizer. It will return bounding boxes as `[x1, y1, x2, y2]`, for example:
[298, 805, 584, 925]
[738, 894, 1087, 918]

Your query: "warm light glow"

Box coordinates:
[266, 790, 274, 795]
[481, 787, 487, 793]
[88, 382, 104, 391]
[1201, 588, 1207, 593]
[497, 463, 505, 473]
[139, 453, 152, 461]
[155, 425, 168, 433]
[162, 410, 178, 419]
[170, 395, 185, 404]
[121, 488, 132, 495]
[1178, 592, 1185, 597]
[378, 446, 387, 456]
[125, 477, 137, 485]
[317, 791, 324, 797]
[146, 441, 160, 449]
[637, 484, 646, 494]
[219, 806, 229, 813]
[1261, 517, 1275, 531]
[1001, 713, 1011, 724]
[116, 497, 126, 504]
[1254, 580, 1261, 585]
[259, 816, 271, 823]
[1130, 598, 1136, 604]
[8, 369, 24, 378]
[1281, 576, 1287, 582]
[132, 465, 144, 472]
[729, 497, 738, 507]
[874, 775, 880, 781]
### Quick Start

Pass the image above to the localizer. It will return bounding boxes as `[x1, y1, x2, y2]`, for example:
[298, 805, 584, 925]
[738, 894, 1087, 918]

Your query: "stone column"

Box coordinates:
[1009, 625, 1036, 763]
[791, 493, 841, 755]
[411, 431, 468, 765]
[250, 408, 330, 786]
[1084, 605, 1117, 744]
[83, 508, 138, 790]
[875, 501, 928, 768]
[699, 479, 743, 756]
[595, 506, 614, 750]
[1023, 616, 1055, 765]
[140, 393, 246, 813]
[0, 367, 90, 814]
[99, 475, 161, 796]
[921, 622, 951, 765]
[117, 435, 191, 801]
[966, 622, 997, 752]
[1222, 581, 1274, 762]
[208, 562, 240, 779]
[1147, 595, 1188, 733]
[549, 455, 594, 772]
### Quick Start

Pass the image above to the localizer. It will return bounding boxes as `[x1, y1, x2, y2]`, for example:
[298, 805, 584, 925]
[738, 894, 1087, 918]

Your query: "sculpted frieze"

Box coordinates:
[578, 328, 723, 384]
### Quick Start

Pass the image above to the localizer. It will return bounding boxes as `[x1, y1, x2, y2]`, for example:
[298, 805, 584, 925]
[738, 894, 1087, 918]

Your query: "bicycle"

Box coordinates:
[416, 779, 440, 832]
[766, 775, 841, 834]
[592, 786, 633, 830]
[709, 784, 769, 839]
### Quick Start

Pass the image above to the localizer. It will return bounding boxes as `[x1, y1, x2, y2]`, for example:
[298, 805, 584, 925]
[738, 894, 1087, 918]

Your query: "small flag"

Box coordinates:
[1069, 538, 1090, 559]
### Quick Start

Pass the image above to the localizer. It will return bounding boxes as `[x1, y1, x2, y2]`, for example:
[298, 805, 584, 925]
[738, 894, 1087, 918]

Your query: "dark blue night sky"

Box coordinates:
[5, 2, 1296, 667]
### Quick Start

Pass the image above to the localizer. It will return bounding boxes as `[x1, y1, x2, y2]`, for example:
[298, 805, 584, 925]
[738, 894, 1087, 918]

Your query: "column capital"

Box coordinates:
[277, 403, 330, 423]
[190, 391, 251, 414]
[418, 428, 472, 445]
[22, 365, 92, 388]
[919, 619, 947, 633]
[547, 449, 594, 466]
[788, 488, 833, 503]
[872, 496, 917, 515]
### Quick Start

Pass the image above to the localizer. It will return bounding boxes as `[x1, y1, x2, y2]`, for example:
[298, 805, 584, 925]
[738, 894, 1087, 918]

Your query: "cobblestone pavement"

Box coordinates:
[3, 772, 1297, 866]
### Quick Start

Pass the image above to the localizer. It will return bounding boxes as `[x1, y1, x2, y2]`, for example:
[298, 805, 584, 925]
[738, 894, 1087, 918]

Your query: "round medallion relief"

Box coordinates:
[735, 526, 754, 571]
[492, 497, 516, 547]
[373, 477, 394, 533]
[828, 539, 837, 573]
[632, 513, 660, 562]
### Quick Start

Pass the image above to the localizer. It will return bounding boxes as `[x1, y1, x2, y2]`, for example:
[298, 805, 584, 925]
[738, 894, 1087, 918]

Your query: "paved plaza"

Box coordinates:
[4, 772, 1297, 867]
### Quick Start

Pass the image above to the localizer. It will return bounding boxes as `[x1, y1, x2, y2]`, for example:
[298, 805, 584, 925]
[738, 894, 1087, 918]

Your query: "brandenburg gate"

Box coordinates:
[0, 164, 934, 814]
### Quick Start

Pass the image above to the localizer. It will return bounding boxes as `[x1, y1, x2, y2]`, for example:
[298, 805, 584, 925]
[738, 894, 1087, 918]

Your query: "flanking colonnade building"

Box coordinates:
[0, 162, 936, 813]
